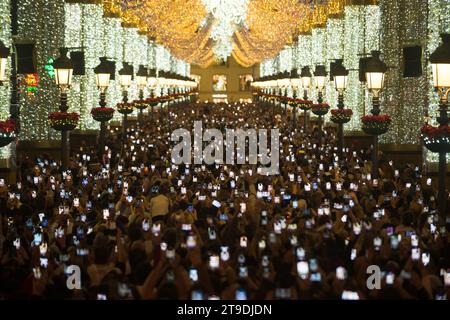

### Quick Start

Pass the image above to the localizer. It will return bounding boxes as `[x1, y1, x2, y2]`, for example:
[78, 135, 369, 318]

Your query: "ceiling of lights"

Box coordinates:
[105, 0, 349, 67]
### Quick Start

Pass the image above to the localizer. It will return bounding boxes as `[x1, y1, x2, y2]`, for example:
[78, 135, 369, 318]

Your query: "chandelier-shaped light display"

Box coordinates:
[109, 0, 349, 67]
[202, 0, 249, 61]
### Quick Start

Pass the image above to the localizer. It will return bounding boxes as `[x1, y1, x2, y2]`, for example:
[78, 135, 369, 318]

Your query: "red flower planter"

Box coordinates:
[145, 97, 160, 107]
[0, 119, 17, 147]
[91, 107, 114, 122]
[361, 115, 391, 135]
[117, 102, 135, 115]
[421, 124, 450, 153]
[48, 112, 79, 131]
[330, 109, 353, 124]
[298, 100, 313, 111]
[134, 100, 148, 111]
[311, 103, 330, 116]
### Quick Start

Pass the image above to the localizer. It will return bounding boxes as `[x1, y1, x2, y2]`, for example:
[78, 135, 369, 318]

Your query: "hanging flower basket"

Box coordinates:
[311, 103, 330, 116]
[145, 97, 160, 107]
[0, 119, 17, 147]
[278, 96, 289, 104]
[361, 115, 391, 135]
[420, 124, 450, 153]
[117, 102, 134, 115]
[134, 100, 148, 111]
[91, 107, 114, 122]
[287, 98, 298, 107]
[298, 100, 312, 111]
[331, 109, 353, 124]
[48, 112, 79, 131]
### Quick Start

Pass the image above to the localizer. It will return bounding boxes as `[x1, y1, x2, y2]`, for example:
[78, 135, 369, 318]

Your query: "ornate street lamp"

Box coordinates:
[427, 34, 450, 218]
[290, 68, 301, 125]
[0, 40, 10, 85]
[147, 68, 158, 117]
[94, 57, 112, 156]
[52, 48, 75, 170]
[331, 59, 350, 157]
[313, 65, 328, 136]
[363, 50, 389, 179]
[300, 66, 312, 131]
[118, 62, 133, 134]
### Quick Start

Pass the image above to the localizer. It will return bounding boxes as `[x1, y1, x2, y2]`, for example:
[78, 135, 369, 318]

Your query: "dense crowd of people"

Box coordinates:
[0, 102, 449, 300]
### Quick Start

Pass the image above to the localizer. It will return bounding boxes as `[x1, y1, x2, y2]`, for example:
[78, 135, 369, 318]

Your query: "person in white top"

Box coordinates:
[149, 182, 171, 223]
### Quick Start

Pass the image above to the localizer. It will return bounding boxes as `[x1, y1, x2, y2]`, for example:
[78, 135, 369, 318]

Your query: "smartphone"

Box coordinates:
[191, 290, 204, 300]
[297, 261, 309, 278]
[341, 290, 359, 300]
[233, 287, 246, 300]
[411, 234, 419, 247]
[212, 200, 221, 208]
[166, 249, 175, 260]
[40, 257, 48, 268]
[240, 236, 248, 248]
[13, 238, 20, 249]
[142, 219, 150, 232]
[152, 223, 161, 235]
[186, 235, 196, 248]
[209, 255, 220, 270]
[239, 266, 248, 278]
[421, 252, 430, 266]
[412, 248, 421, 260]
[336, 266, 347, 280]
[296, 247, 305, 260]
[189, 268, 198, 282]
[33, 267, 41, 280]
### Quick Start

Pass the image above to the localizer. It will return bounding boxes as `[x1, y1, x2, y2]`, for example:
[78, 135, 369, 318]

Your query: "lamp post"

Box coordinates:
[136, 65, 148, 124]
[118, 62, 133, 136]
[365, 51, 387, 179]
[147, 68, 157, 118]
[53, 48, 74, 170]
[94, 57, 112, 157]
[290, 69, 300, 125]
[0, 40, 9, 85]
[333, 60, 349, 157]
[158, 71, 167, 115]
[314, 65, 327, 134]
[429, 34, 450, 218]
[301, 66, 312, 132]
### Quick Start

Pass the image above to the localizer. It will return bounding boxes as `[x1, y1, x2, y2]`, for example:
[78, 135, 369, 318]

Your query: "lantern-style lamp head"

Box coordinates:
[290, 68, 301, 88]
[333, 59, 349, 92]
[53, 48, 74, 90]
[157, 70, 166, 87]
[136, 65, 148, 90]
[147, 68, 157, 87]
[118, 62, 133, 88]
[365, 51, 387, 96]
[94, 57, 111, 91]
[300, 66, 312, 90]
[314, 65, 327, 91]
[0, 41, 10, 84]
[430, 34, 450, 90]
